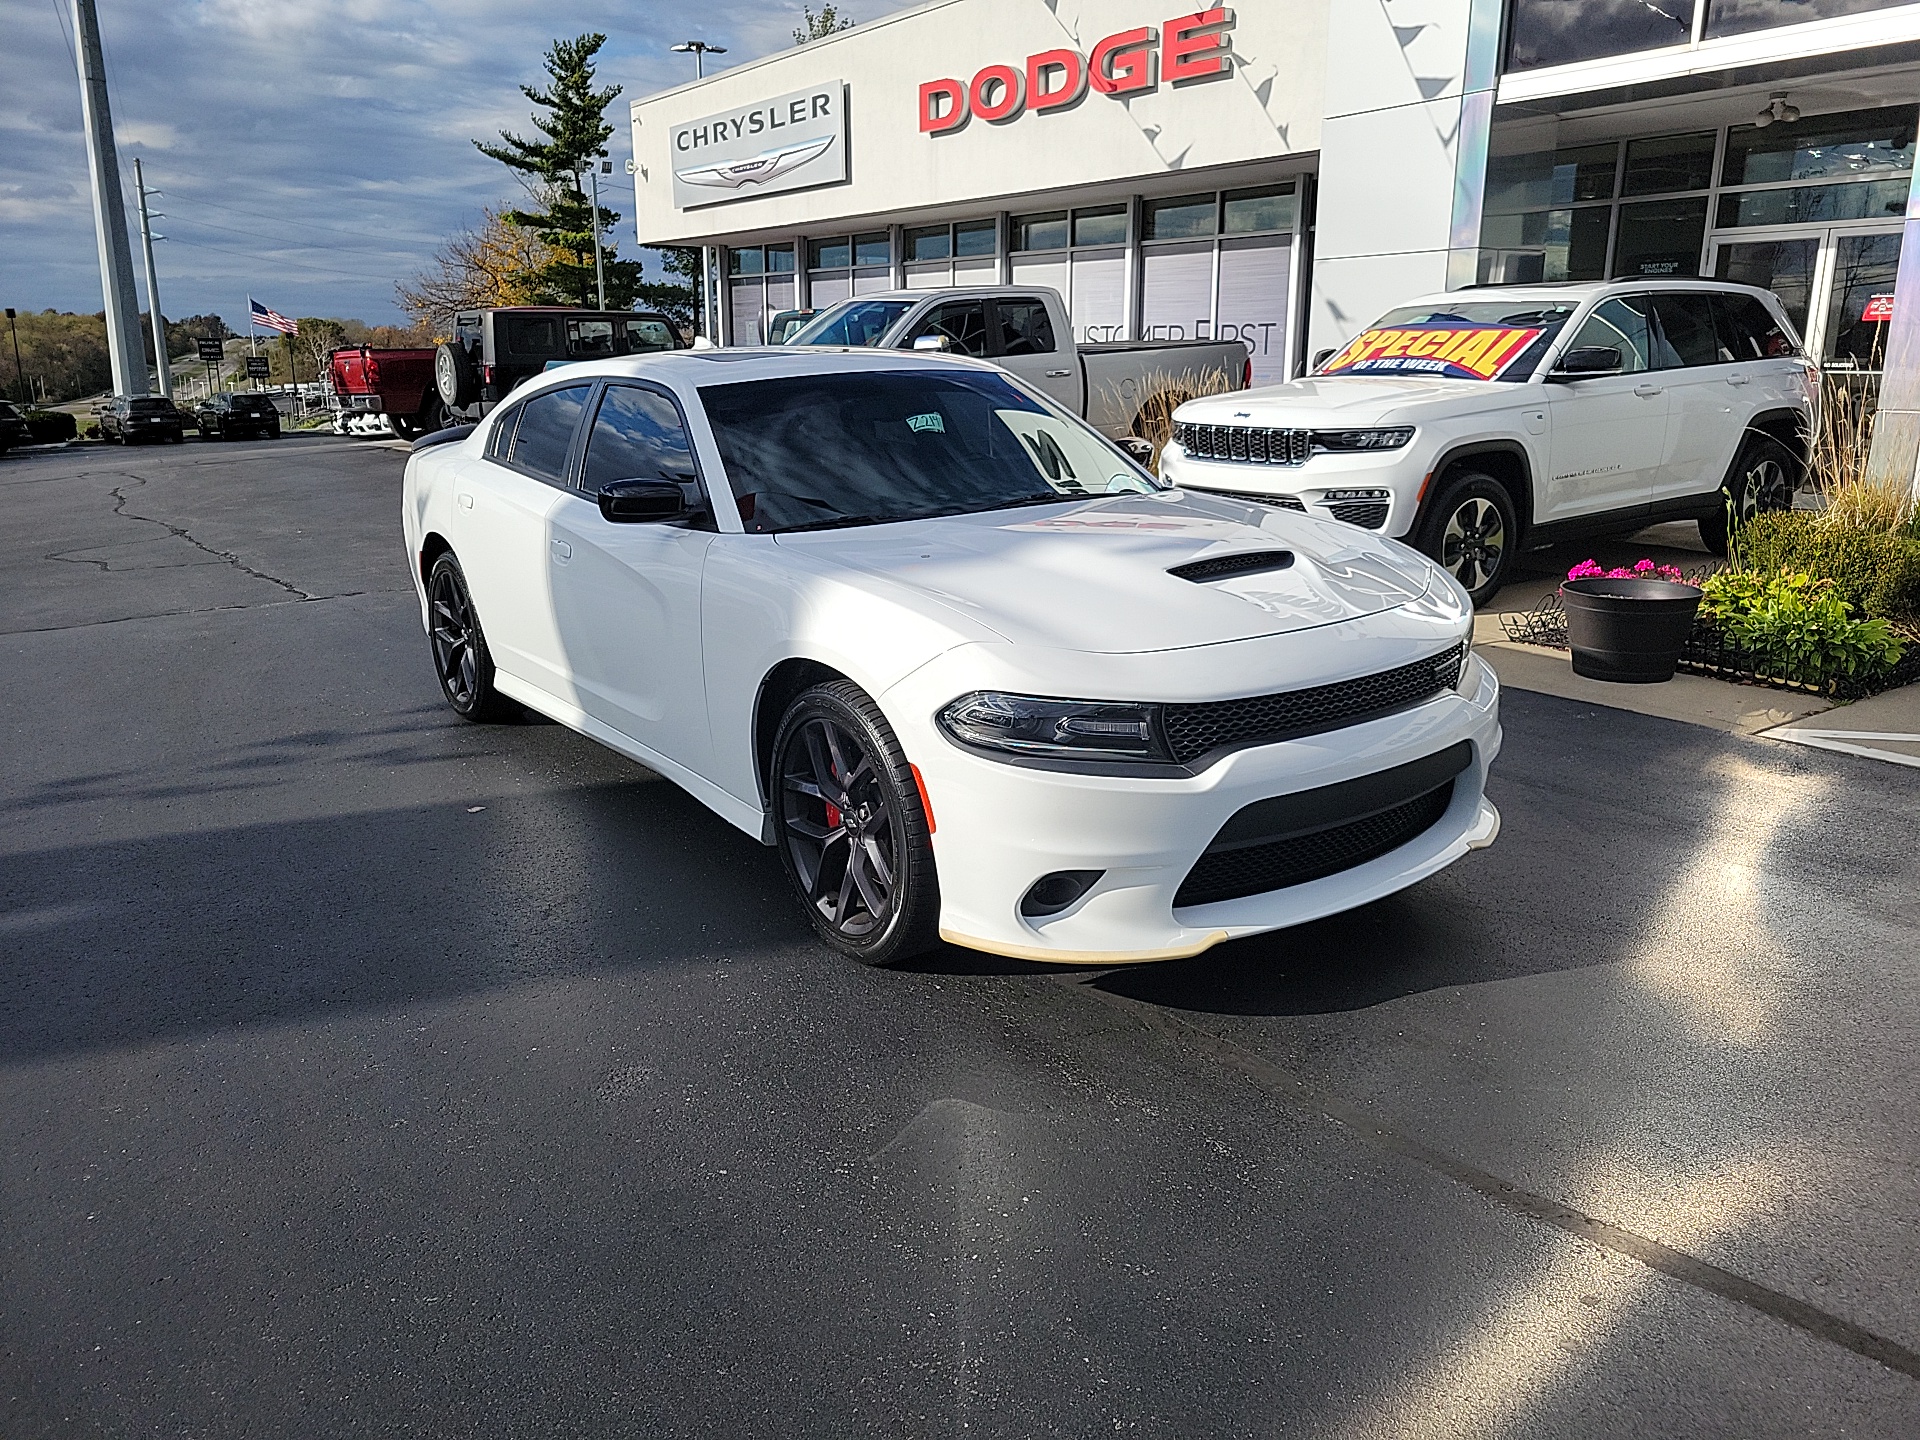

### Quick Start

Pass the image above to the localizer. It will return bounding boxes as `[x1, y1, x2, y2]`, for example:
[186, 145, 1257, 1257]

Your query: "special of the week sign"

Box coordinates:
[1319, 326, 1544, 381]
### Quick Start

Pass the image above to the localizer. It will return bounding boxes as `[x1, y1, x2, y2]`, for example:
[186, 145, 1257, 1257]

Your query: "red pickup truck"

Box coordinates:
[326, 348, 448, 440]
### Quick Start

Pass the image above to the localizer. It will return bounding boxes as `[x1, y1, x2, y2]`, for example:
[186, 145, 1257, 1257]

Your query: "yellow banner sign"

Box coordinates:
[1319, 325, 1544, 381]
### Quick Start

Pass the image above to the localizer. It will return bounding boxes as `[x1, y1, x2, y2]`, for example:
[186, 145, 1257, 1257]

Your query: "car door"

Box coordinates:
[449, 383, 592, 699]
[987, 296, 1081, 411]
[1647, 291, 1747, 505]
[1543, 294, 1667, 521]
[545, 382, 716, 771]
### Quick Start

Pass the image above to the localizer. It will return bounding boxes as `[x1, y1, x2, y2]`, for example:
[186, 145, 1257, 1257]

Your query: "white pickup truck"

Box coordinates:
[784, 286, 1251, 440]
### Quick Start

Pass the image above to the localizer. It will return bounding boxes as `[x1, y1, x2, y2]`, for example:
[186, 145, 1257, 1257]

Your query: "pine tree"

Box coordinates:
[475, 34, 642, 308]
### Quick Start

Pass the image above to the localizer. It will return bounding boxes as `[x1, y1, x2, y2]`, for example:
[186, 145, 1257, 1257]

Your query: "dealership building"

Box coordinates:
[627, 0, 1920, 390]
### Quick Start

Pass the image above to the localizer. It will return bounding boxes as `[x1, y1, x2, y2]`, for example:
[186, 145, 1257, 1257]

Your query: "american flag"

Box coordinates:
[249, 298, 298, 336]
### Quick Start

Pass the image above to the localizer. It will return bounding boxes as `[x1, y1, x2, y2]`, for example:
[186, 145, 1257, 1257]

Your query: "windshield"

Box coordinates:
[1319, 301, 1578, 383]
[787, 299, 914, 348]
[699, 369, 1164, 534]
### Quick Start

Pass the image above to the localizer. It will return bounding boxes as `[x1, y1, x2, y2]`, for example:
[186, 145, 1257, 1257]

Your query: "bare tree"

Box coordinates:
[396, 209, 563, 336]
[794, 5, 853, 43]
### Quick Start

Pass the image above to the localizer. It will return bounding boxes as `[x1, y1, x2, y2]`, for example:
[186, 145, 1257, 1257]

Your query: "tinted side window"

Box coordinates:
[507, 384, 591, 479]
[580, 386, 697, 494]
[907, 302, 990, 358]
[1565, 296, 1654, 374]
[994, 300, 1058, 357]
[1650, 293, 1733, 368]
[1711, 293, 1797, 360]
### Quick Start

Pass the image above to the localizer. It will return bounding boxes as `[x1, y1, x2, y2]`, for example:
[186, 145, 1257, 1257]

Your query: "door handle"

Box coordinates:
[1633, 383, 1662, 398]
[1726, 372, 1751, 385]
[551, 539, 571, 561]
[1045, 369, 1071, 377]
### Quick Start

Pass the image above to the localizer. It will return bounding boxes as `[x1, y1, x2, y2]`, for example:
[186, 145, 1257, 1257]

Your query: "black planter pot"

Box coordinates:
[1560, 577, 1704, 683]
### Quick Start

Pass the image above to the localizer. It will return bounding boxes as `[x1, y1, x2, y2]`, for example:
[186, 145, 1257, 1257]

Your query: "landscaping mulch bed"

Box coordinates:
[1499, 592, 1920, 702]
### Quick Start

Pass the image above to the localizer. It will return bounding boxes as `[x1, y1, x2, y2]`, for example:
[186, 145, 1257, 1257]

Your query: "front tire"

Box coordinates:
[1699, 432, 1799, 556]
[426, 553, 510, 722]
[1415, 472, 1517, 608]
[772, 681, 940, 966]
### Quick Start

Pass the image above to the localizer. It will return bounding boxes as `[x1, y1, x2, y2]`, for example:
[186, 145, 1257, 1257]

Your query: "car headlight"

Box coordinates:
[938, 691, 1167, 761]
[1311, 427, 1414, 451]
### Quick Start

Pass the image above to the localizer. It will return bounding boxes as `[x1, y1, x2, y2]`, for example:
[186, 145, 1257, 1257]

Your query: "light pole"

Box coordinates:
[70, 0, 147, 397]
[579, 153, 610, 311]
[670, 39, 727, 79]
[5, 309, 22, 404]
[134, 158, 171, 400]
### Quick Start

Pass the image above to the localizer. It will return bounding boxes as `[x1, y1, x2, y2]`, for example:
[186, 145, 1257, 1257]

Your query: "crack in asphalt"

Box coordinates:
[83, 476, 319, 599]
[1061, 972, 1920, 1386]
[0, 591, 396, 638]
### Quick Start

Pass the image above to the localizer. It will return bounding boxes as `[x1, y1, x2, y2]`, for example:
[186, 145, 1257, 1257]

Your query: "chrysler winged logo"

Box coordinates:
[676, 135, 836, 191]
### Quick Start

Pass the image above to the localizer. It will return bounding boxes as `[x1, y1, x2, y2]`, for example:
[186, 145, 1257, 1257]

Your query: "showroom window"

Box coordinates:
[1139, 182, 1299, 385]
[806, 231, 892, 308]
[1010, 206, 1130, 345]
[903, 218, 997, 289]
[1505, 0, 1908, 71]
[725, 244, 796, 346]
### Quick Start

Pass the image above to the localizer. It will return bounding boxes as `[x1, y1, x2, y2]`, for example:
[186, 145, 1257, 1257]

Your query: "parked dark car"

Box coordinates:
[194, 391, 283, 441]
[98, 395, 187, 443]
[433, 307, 684, 419]
[766, 308, 817, 344]
[0, 400, 28, 455]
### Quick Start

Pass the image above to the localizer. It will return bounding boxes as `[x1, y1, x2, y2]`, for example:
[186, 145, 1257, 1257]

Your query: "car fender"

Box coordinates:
[1409, 434, 1540, 540]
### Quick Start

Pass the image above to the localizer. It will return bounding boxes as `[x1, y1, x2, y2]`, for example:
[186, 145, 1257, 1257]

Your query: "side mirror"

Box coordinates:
[1311, 347, 1335, 371]
[1119, 437, 1156, 466]
[599, 478, 693, 523]
[1549, 345, 1622, 380]
[912, 334, 952, 352]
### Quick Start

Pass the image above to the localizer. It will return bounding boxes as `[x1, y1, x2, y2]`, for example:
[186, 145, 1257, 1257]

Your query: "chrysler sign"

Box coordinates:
[920, 9, 1233, 133]
[671, 83, 848, 209]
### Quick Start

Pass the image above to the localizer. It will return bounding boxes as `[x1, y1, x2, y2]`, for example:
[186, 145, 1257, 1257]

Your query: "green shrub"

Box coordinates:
[1737, 510, 1920, 620]
[1699, 568, 1906, 689]
[22, 409, 78, 443]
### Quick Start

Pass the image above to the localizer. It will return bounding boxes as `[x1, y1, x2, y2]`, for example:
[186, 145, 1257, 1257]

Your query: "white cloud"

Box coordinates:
[0, 0, 858, 325]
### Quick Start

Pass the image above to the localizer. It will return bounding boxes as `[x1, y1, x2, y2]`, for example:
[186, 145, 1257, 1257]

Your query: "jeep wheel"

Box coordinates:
[435, 342, 479, 410]
[1416, 472, 1517, 608]
[1699, 432, 1799, 556]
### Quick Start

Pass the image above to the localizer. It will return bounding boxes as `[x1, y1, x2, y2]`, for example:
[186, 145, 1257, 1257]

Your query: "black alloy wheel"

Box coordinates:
[1417, 472, 1516, 608]
[772, 681, 939, 966]
[426, 553, 508, 721]
[1699, 432, 1799, 555]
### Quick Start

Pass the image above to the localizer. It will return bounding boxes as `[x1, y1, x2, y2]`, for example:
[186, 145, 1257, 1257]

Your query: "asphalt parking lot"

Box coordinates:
[4, 434, 1919, 1437]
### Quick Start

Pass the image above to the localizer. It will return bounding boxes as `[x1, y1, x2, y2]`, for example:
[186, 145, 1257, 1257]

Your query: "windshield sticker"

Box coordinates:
[906, 411, 945, 434]
[1319, 326, 1543, 381]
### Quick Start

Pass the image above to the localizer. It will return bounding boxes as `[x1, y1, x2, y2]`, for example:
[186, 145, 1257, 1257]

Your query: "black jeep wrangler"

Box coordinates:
[433, 308, 685, 419]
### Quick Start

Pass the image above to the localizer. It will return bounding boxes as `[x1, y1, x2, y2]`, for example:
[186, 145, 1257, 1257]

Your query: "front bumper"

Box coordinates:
[1160, 442, 1429, 539]
[886, 641, 1501, 965]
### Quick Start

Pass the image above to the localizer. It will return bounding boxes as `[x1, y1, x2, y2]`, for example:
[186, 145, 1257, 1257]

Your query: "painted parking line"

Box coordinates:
[1763, 728, 1920, 769]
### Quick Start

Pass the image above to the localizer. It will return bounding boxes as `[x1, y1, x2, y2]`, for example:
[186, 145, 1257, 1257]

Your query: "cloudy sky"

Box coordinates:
[0, 0, 839, 327]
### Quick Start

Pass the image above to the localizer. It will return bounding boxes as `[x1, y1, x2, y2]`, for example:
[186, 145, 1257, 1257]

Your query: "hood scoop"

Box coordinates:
[1169, 550, 1296, 584]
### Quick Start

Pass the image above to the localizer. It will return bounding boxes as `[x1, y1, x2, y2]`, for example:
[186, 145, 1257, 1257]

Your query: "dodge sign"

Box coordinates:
[671, 83, 849, 210]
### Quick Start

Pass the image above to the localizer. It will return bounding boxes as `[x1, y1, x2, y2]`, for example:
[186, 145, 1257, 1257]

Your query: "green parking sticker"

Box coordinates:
[906, 412, 945, 434]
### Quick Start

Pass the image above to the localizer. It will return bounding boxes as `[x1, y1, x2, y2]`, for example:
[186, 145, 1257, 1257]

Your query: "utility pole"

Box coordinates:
[134, 159, 171, 400]
[5, 309, 22, 404]
[588, 156, 608, 311]
[70, 0, 147, 397]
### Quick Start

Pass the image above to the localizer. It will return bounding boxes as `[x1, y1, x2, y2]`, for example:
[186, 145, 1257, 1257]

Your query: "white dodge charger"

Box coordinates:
[402, 349, 1502, 967]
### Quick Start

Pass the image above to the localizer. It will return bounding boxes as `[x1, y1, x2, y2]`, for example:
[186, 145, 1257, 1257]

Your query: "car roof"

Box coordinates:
[497, 346, 1005, 397]
[1388, 278, 1781, 309]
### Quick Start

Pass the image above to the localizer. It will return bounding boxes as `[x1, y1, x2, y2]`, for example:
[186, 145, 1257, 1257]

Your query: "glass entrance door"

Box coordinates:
[1710, 224, 1902, 372]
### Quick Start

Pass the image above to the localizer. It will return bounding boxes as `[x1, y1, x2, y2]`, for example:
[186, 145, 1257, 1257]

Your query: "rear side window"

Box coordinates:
[580, 386, 697, 494]
[994, 300, 1057, 356]
[906, 302, 989, 358]
[1711, 293, 1798, 360]
[1564, 296, 1654, 374]
[621, 318, 678, 353]
[502, 314, 564, 359]
[505, 384, 591, 479]
[486, 405, 520, 460]
[1650, 293, 1734, 368]
[567, 319, 617, 357]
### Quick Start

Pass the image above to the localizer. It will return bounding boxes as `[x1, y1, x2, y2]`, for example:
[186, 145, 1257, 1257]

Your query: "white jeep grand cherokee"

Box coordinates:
[1161, 279, 1818, 604]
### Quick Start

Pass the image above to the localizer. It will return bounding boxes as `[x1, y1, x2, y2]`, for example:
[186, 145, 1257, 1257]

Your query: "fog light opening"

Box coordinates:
[1019, 869, 1104, 918]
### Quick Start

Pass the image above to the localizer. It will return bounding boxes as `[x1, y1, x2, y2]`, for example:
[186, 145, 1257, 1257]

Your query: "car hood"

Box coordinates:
[1176, 375, 1515, 426]
[772, 491, 1439, 655]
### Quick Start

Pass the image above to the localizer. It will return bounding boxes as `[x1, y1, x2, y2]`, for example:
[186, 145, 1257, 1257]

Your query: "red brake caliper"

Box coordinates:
[824, 800, 842, 830]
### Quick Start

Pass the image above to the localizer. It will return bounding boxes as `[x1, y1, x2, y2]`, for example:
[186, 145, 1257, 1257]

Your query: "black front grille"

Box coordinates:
[1161, 644, 1466, 765]
[1328, 500, 1390, 530]
[1175, 421, 1310, 466]
[1174, 783, 1454, 907]
[1202, 488, 1306, 511]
